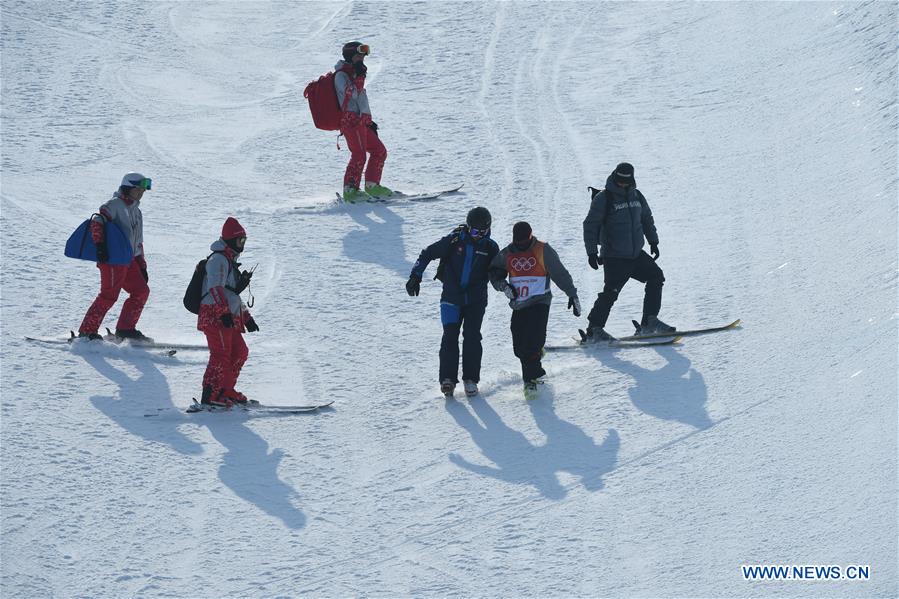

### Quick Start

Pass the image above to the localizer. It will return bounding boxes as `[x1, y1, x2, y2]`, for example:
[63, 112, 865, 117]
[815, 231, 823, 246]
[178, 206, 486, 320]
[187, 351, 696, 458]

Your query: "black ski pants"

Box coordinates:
[510, 303, 550, 383]
[439, 301, 486, 383]
[587, 251, 665, 328]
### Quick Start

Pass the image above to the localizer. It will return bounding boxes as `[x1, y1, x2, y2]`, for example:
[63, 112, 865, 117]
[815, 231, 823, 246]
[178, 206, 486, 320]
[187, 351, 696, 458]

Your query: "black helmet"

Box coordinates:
[342, 41, 367, 62]
[466, 206, 492, 231]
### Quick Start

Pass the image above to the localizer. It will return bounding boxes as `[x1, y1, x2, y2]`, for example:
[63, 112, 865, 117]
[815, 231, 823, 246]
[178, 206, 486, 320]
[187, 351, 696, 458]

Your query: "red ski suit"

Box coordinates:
[197, 241, 252, 397]
[79, 193, 149, 334]
[335, 63, 387, 188]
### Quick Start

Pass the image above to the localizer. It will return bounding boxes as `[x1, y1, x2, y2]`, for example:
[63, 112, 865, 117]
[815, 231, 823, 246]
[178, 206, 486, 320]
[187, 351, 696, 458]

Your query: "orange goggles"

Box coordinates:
[352, 44, 370, 56]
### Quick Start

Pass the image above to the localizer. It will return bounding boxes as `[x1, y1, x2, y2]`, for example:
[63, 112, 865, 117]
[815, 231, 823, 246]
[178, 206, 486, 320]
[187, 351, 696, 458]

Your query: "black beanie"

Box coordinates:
[613, 162, 635, 186]
[512, 221, 532, 243]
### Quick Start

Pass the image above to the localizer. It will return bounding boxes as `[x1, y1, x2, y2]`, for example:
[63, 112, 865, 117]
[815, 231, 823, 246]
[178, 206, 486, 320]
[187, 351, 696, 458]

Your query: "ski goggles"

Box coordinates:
[351, 44, 370, 56]
[124, 177, 152, 190]
[469, 226, 490, 238]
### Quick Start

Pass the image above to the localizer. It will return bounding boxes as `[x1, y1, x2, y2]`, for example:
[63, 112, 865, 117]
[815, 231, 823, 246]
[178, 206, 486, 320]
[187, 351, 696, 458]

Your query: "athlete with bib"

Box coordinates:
[489, 222, 580, 398]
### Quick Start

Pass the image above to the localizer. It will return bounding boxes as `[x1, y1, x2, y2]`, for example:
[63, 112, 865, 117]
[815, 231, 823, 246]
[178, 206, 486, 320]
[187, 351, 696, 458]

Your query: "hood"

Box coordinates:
[209, 238, 240, 259]
[334, 59, 353, 72]
[114, 190, 138, 207]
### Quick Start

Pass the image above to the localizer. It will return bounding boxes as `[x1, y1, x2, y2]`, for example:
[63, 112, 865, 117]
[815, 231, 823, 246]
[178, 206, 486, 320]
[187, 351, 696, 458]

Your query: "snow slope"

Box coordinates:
[1, 1, 896, 596]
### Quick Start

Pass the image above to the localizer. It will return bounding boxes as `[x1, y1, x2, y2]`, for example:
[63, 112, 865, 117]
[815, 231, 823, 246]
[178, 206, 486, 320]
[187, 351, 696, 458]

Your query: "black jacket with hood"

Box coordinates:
[582, 170, 659, 260]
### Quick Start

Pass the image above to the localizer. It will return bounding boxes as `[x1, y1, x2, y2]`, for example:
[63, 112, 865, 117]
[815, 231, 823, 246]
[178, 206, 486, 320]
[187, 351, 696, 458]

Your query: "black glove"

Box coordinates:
[406, 274, 421, 297]
[369, 121, 379, 135]
[141, 267, 149, 283]
[568, 296, 582, 317]
[502, 282, 518, 301]
[650, 244, 660, 261]
[588, 254, 602, 270]
[234, 270, 253, 294]
[245, 317, 259, 332]
[95, 241, 109, 264]
[221, 313, 234, 328]
[353, 61, 367, 77]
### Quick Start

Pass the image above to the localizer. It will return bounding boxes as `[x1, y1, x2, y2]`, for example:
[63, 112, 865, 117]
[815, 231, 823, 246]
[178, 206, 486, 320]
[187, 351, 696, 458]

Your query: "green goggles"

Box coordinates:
[124, 177, 152, 190]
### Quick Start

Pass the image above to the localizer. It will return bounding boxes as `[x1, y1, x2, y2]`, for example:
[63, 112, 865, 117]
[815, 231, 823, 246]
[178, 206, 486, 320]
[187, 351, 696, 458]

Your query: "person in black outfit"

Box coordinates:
[406, 207, 500, 398]
[582, 162, 675, 340]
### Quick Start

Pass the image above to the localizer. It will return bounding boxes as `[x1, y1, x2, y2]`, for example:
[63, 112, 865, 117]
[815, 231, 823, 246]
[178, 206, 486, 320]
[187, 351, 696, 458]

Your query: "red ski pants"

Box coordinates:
[79, 258, 150, 334]
[341, 121, 387, 188]
[202, 327, 249, 395]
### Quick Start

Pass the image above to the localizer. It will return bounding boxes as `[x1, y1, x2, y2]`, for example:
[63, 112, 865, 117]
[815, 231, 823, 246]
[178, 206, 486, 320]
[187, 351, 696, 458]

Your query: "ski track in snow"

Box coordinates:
[2, 1, 897, 597]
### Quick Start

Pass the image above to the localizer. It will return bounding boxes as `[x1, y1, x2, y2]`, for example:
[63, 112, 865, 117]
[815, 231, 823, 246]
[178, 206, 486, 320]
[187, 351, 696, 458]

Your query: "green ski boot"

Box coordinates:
[342, 185, 372, 203]
[364, 182, 394, 198]
[523, 378, 544, 400]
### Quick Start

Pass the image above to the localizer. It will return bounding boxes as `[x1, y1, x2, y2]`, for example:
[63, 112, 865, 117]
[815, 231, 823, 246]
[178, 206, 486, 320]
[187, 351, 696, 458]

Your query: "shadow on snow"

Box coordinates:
[78, 349, 307, 530]
[591, 345, 712, 430]
[445, 390, 620, 500]
[342, 204, 411, 278]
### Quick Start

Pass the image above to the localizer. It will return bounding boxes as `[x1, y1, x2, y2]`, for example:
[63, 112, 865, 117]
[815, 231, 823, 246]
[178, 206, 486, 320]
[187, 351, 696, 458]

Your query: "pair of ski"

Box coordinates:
[335, 184, 463, 205]
[185, 398, 333, 414]
[23, 330, 207, 357]
[543, 319, 741, 352]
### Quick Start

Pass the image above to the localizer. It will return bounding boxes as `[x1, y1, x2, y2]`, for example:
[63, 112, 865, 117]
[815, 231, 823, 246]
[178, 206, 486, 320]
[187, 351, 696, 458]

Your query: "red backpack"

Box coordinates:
[304, 72, 342, 131]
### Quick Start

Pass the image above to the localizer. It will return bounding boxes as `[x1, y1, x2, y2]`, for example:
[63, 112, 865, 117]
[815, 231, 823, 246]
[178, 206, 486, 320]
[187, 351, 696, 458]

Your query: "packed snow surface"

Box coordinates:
[1, 1, 896, 596]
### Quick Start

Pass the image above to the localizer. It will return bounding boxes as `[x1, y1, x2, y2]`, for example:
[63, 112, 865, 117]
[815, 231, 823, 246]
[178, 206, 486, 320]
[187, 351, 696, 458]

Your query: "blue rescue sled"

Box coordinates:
[64, 216, 133, 265]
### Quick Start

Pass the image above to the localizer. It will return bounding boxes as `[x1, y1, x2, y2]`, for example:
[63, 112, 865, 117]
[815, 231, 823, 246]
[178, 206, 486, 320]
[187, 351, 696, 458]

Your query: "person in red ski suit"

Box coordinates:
[78, 172, 153, 342]
[334, 40, 391, 202]
[198, 217, 259, 408]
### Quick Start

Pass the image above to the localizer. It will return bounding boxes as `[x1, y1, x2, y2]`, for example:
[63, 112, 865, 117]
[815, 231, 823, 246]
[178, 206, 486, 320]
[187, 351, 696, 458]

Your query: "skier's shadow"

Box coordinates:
[342, 204, 410, 277]
[592, 346, 712, 429]
[527, 389, 620, 492]
[78, 350, 203, 456]
[446, 391, 619, 499]
[200, 416, 307, 530]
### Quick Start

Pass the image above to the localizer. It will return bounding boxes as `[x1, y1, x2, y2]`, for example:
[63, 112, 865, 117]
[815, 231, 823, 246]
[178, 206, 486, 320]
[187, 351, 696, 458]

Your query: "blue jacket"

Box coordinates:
[582, 172, 659, 259]
[411, 227, 500, 306]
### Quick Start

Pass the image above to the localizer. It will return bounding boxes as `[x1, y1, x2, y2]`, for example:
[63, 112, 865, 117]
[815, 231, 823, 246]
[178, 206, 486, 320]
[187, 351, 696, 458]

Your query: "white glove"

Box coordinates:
[503, 282, 518, 301]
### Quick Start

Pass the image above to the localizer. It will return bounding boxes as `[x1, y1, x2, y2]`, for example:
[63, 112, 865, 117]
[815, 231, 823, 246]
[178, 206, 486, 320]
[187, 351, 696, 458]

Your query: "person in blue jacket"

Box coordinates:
[582, 162, 675, 340]
[406, 207, 499, 398]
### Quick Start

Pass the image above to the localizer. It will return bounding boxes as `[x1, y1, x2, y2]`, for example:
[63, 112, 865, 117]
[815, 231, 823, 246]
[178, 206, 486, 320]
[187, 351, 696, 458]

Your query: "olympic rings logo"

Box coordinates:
[510, 257, 537, 271]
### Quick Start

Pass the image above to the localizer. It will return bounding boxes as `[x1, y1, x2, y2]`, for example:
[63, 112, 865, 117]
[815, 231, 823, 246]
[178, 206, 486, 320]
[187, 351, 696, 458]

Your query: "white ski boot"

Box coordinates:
[440, 379, 456, 398]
